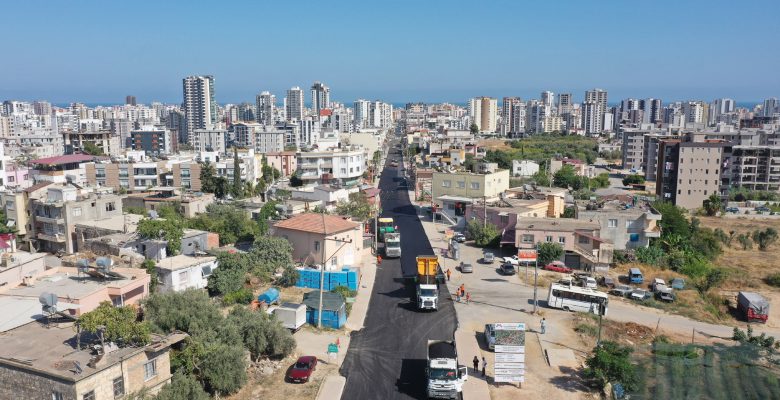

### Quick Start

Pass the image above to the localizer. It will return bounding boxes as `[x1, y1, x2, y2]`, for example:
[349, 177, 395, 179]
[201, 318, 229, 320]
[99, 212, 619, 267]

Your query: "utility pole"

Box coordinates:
[532, 244, 539, 314]
[483, 195, 487, 230]
[317, 213, 353, 328]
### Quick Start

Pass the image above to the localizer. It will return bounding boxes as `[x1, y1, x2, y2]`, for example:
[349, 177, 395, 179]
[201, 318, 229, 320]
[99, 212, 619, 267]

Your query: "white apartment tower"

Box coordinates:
[353, 99, 370, 130]
[256, 91, 276, 125]
[310, 82, 331, 114]
[541, 91, 555, 108]
[182, 75, 217, 145]
[582, 88, 608, 134]
[286, 86, 304, 122]
[468, 96, 498, 132]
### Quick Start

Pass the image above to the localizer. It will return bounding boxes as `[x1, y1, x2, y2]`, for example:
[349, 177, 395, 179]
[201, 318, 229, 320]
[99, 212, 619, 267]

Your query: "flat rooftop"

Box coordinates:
[515, 217, 599, 232]
[1, 267, 147, 301]
[157, 254, 216, 272]
[0, 320, 184, 382]
[75, 213, 142, 232]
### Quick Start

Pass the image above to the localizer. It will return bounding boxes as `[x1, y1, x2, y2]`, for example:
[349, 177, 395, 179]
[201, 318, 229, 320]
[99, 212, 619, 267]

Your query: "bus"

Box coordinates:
[547, 283, 609, 316]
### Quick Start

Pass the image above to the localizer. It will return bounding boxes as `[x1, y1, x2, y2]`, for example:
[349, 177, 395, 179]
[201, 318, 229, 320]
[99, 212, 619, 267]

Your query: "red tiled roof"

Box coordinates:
[320, 109, 333, 116]
[29, 154, 96, 166]
[274, 213, 358, 235]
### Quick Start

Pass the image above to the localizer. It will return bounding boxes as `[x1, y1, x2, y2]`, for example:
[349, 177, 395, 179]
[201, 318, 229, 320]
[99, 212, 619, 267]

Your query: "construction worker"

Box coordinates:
[466, 292, 471, 304]
[459, 284, 465, 297]
[446, 269, 451, 281]
[377, 255, 382, 265]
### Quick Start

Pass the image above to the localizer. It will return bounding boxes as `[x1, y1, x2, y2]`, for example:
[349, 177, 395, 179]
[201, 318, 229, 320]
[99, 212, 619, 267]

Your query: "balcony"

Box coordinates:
[35, 214, 64, 224]
[38, 232, 66, 243]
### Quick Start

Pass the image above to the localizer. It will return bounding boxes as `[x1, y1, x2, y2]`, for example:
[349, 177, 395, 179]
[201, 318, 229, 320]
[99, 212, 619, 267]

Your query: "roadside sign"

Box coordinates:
[494, 322, 525, 331]
[495, 369, 525, 376]
[495, 362, 525, 370]
[496, 353, 525, 363]
[517, 250, 537, 262]
[495, 345, 525, 353]
[494, 375, 525, 383]
[327, 343, 338, 354]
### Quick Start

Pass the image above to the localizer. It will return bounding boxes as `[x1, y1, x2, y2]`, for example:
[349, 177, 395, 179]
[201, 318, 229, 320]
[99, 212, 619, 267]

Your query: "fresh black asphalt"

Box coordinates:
[340, 139, 458, 400]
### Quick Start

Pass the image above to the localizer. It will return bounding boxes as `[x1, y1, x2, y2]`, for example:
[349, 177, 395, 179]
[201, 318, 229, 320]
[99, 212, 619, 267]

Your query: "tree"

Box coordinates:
[752, 228, 778, 251]
[226, 307, 296, 361]
[590, 173, 610, 189]
[213, 176, 230, 199]
[702, 193, 722, 216]
[188, 204, 261, 245]
[531, 169, 551, 187]
[289, 173, 303, 187]
[622, 174, 645, 187]
[0, 209, 16, 234]
[82, 141, 104, 156]
[463, 153, 476, 172]
[143, 289, 222, 335]
[483, 150, 512, 169]
[737, 233, 752, 250]
[466, 219, 500, 247]
[277, 266, 300, 287]
[553, 164, 583, 189]
[469, 123, 479, 135]
[250, 236, 295, 279]
[142, 259, 158, 293]
[231, 147, 243, 199]
[137, 218, 183, 255]
[335, 192, 373, 221]
[155, 372, 210, 400]
[584, 341, 638, 391]
[200, 342, 247, 395]
[562, 206, 576, 218]
[199, 163, 217, 194]
[78, 302, 150, 345]
[207, 252, 249, 296]
[653, 201, 691, 240]
[537, 242, 564, 266]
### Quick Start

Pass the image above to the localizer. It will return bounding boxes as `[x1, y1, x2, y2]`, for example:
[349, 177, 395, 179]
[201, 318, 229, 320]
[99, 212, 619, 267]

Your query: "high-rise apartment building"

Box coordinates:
[682, 101, 704, 124]
[126, 95, 137, 106]
[557, 93, 573, 129]
[285, 86, 304, 122]
[468, 97, 497, 132]
[353, 99, 370, 130]
[310, 82, 330, 114]
[182, 75, 217, 145]
[256, 91, 276, 125]
[582, 89, 607, 134]
[763, 98, 779, 117]
[639, 98, 663, 124]
[656, 139, 726, 209]
[501, 97, 525, 136]
[541, 91, 555, 108]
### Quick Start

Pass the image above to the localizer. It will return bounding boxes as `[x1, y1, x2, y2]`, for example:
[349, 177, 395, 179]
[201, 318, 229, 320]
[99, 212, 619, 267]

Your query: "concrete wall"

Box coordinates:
[275, 226, 364, 269]
[0, 363, 76, 400]
[432, 170, 510, 199]
[0, 254, 47, 287]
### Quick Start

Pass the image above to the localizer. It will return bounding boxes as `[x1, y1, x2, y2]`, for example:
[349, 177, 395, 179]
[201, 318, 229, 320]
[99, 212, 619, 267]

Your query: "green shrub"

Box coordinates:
[222, 288, 254, 305]
[765, 273, 780, 287]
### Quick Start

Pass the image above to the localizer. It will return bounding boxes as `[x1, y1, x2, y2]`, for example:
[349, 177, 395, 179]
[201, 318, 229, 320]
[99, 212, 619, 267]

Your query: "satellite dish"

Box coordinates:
[39, 292, 58, 307]
[6, 220, 14, 227]
[148, 210, 159, 219]
[96, 257, 113, 268]
[77, 259, 90, 268]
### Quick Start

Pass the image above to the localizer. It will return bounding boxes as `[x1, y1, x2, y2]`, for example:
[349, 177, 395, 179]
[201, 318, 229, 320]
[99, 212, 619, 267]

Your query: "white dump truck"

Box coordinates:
[426, 340, 468, 399]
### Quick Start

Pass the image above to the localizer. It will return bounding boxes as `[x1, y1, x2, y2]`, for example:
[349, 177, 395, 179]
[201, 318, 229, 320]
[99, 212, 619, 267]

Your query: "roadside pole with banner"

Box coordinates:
[493, 322, 526, 386]
[517, 250, 539, 313]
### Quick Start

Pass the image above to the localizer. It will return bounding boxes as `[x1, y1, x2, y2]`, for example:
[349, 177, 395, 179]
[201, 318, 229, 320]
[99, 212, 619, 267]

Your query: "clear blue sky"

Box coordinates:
[2, 0, 778, 105]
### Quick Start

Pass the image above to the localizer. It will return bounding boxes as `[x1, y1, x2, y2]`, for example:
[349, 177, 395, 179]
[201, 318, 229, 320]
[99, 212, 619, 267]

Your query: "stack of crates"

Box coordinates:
[295, 267, 360, 291]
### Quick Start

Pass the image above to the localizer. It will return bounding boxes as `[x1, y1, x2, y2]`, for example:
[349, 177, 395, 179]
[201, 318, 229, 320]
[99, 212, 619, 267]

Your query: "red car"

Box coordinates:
[543, 262, 572, 273]
[286, 356, 318, 383]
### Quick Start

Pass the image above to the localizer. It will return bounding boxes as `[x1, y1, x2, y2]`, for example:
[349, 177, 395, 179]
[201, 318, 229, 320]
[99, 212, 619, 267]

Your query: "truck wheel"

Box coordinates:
[458, 393, 464, 400]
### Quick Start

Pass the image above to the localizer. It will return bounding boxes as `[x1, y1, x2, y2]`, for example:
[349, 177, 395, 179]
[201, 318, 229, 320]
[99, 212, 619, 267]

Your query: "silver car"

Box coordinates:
[481, 252, 495, 264]
[460, 262, 473, 273]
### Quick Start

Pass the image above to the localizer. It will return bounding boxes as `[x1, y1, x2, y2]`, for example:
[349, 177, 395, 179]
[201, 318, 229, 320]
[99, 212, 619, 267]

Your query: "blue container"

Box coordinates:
[305, 308, 347, 329]
[258, 288, 280, 304]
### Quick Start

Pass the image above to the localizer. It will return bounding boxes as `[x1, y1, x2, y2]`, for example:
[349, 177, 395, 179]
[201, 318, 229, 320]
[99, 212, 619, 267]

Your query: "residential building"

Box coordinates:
[170, 162, 202, 191]
[0, 320, 183, 399]
[583, 88, 608, 135]
[266, 151, 297, 177]
[514, 217, 614, 271]
[575, 199, 662, 250]
[232, 122, 261, 148]
[182, 75, 217, 144]
[156, 254, 218, 293]
[0, 249, 47, 288]
[272, 213, 364, 269]
[763, 97, 778, 117]
[256, 91, 276, 125]
[431, 169, 510, 211]
[63, 129, 122, 157]
[86, 161, 167, 192]
[311, 81, 331, 114]
[289, 185, 351, 211]
[29, 154, 98, 186]
[122, 188, 215, 218]
[31, 186, 124, 253]
[1, 181, 51, 242]
[511, 160, 540, 177]
[286, 86, 304, 122]
[501, 97, 525, 136]
[191, 128, 227, 153]
[550, 157, 594, 178]
[297, 147, 365, 187]
[254, 127, 285, 153]
[727, 146, 780, 192]
[656, 139, 726, 209]
[129, 128, 171, 156]
[468, 96, 498, 132]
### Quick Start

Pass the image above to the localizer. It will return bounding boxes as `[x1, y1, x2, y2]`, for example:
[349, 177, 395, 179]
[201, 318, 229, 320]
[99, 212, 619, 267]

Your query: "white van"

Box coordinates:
[580, 276, 597, 289]
[484, 324, 496, 350]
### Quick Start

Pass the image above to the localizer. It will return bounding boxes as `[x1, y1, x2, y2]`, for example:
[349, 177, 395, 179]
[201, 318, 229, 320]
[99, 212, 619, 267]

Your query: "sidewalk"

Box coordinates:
[316, 252, 378, 400]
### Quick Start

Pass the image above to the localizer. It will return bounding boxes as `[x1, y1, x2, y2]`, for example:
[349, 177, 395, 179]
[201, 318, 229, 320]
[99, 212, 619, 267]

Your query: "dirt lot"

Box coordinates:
[478, 138, 512, 151]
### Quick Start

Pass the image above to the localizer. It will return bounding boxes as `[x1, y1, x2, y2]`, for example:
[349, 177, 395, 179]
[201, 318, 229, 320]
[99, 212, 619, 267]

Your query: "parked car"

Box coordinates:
[453, 233, 466, 243]
[670, 278, 685, 290]
[655, 291, 675, 302]
[580, 276, 597, 289]
[501, 255, 520, 266]
[725, 207, 739, 213]
[755, 206, 771, 213]
[484, 324, 496, 350]
[481, 252, 495, 264]
[543, 261, 572, 273]
[460, 262, 473, 273]
[499, 263, 516, 276]
[600, 276, 616, 288]
[609, 285, 633, 297]
[558, 277, 576, 286]
[630, 289, 651, 302]
[286, 356, 318, 383]
[652, 278, 667, 293]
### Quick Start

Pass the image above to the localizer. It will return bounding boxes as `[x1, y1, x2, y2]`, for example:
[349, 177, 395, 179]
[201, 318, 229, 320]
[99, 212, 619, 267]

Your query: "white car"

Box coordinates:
[580, 276, 597, 289]
[501, 256, 520, 266]
[484, 324, 496, 350]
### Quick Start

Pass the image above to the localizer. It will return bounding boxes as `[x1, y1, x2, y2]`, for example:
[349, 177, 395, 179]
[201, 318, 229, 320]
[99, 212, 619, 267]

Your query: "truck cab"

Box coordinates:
[427, 340, 468, 399]
[384, 232, 401, 258]
[417, 284, 439, 310]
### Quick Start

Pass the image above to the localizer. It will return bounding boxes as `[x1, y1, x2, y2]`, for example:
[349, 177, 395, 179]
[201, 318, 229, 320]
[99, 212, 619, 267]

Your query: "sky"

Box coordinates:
[1, 0, 779, 105]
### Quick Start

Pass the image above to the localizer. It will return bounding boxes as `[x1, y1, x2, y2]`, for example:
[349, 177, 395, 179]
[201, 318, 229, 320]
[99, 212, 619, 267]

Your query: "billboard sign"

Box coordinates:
[517, 250, 537, 262]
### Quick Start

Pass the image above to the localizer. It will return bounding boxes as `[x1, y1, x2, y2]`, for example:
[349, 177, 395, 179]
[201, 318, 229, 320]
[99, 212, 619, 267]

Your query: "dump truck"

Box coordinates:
[383, 232, 401, 258]
[737, 291, 769, 323]
[416, 256, 441, 311]
[426, 340, 468, 399]
[378, 217, 395, 242]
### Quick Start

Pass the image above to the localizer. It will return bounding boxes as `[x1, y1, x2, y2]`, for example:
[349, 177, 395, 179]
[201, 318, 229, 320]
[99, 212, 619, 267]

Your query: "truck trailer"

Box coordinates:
[426, 340, 468, 399]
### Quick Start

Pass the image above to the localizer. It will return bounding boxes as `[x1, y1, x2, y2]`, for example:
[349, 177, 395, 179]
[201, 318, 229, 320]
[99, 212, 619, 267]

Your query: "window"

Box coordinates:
[52, 392, 64, 400]
[106, 202, 116, 212]
[500, 215, 509, 225]
[113, 376, 125, 398]
[457, 181, 465, 188]
[558, 236, 566, 244]
[144, 359, 158, 380]
[522, 234, 534, 243]
[179, 270, 189, 283]
[471, 182, 480, 190]
[546, 235, 553, 242]
[82, 391, 95, 400]
[442, 180, 451, 188]
[314, 241, 320, 252]
[608, 219, 618, 228]
[578, 235, 590, 244]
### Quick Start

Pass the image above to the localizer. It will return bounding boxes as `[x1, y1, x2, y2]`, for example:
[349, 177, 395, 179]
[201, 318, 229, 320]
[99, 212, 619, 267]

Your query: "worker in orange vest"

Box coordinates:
[377, 255, 382, 265]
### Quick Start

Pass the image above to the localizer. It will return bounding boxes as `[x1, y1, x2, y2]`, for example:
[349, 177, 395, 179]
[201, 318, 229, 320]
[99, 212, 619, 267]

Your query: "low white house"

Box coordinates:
[156, 254, 218, 293]
[289, 185, 352, 211]
[512, 160, 540, 177]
